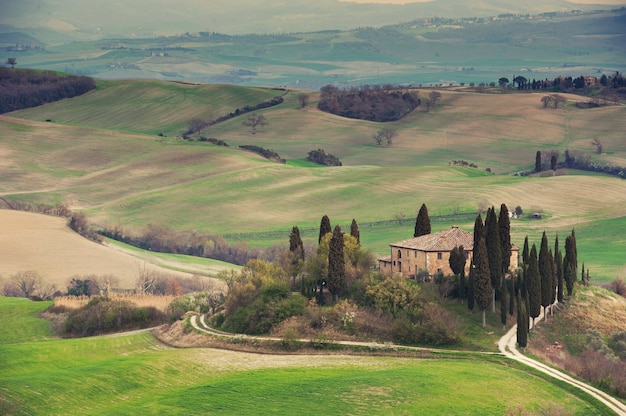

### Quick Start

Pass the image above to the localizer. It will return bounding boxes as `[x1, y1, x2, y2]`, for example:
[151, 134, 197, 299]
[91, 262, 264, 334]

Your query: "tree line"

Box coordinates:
[318, 84, 421, 122]
[0, 67, 96, 113]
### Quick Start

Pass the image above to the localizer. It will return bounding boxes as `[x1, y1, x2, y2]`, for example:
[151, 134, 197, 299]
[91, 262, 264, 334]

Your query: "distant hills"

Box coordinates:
[1, 0, 624, 39]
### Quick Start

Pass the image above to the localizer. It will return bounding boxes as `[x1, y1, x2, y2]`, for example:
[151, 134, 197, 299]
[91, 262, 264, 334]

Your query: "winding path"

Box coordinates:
[190, 314, 626, 415]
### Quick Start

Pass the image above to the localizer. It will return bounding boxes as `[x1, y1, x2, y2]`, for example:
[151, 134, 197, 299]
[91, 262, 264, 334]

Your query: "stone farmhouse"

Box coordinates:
[378, 226, 519, 279]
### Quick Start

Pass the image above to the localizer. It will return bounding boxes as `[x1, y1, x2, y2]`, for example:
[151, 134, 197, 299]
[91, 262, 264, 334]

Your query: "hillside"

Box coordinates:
[0, 210, 233, 289]
[1, 81, 626, 281]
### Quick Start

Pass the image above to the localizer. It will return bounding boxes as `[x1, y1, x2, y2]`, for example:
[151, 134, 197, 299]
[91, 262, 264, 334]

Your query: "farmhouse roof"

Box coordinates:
[390, 226, 474, 252]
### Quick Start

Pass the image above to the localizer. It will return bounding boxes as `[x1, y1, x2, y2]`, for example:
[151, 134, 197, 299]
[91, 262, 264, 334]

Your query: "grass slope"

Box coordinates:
[2, 83, 626, 282]
[0, 297, 612, 416]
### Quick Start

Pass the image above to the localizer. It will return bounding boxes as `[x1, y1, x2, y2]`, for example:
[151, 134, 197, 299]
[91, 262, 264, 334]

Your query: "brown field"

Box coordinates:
[0, 210, 195, 289]
[54, 294, 177, 312]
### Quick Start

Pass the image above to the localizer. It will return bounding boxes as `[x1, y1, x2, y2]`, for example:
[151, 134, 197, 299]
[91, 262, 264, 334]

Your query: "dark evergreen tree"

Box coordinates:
[500, 280, 508, 329]
[535, 151, 542, 172]
[498, 204, 511, 276]
[563, 234, 577, 296]
[319, 215, 331, 244]
[516, 291, 528, 350]
[528, 244, 541, 328]
[473, 236, 492, 328]
[508, 274, 515, 316]
[467, 259, 475, 312]
[539, 231, 554, 320]
[449, 245, 466, 300]
[555, 245, 564, 303]
[522, 236, 530, 265]
[485, 207, 502, 313]
[289, 226, 304, 259]
[288, 226, 305, 276]
[327, 225, 345, 302]
[414, 203, 431, 237]
[473, 214, 484, 250]
[350, 218, 360, 246]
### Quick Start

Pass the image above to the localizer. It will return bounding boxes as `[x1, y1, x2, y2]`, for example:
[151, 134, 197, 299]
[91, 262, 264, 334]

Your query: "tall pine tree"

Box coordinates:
[528, 244, 541, 328]
[327, 225, 345, 302]
[485, 207, 502, 313]
[288, 225, 305, 276]
[414, 203, 431, 237]
[563, 233, 577, 296]
[473, 236, 492, 328]
[350, 218, 360, 246]
[539, 231, 554, 321]
[319, 215, 331, 244]
[516, 291, 528, 350]
[498, 203, 511, 276]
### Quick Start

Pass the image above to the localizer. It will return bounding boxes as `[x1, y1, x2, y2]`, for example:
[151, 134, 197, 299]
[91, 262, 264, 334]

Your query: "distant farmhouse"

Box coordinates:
[379, 226, 519, 279]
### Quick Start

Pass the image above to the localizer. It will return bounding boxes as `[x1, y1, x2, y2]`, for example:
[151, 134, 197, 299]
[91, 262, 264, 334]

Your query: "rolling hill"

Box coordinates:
[1, 80, 625, 282]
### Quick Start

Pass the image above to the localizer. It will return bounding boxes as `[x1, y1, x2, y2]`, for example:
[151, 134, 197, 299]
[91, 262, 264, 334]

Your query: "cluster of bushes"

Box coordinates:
[575, 330, 626, 397]
[69, 212, 102, 242]
[306, 149, 342, 166]
[318, 84, 420, 122]
[214, 256, 461, 346]
[59, 297, 167, 337]
[239, 145, 285, 163]
[199, 137, 228, 146]
[0, 68, 96, 113]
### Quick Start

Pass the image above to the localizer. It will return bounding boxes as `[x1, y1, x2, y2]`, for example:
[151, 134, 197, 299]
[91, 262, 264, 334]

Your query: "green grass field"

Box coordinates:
[0, 297, 613, 415]
[3, 80, 626, 282]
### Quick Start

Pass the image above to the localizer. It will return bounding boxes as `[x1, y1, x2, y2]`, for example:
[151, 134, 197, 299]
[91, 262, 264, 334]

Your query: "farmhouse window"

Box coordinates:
[398, 250, 402, 259]
[437, 252, 442, 260]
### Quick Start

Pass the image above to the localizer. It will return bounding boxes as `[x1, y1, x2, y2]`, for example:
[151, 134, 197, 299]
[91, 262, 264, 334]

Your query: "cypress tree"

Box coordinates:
[449, 245, 466, 301]
[516, 291, 528, 350]
[319, 215, 331, 244]
[508, 273, 515, 316]
[350, 218, 360, 246]
[539, 232, 553, 320]
[289, 226, 305, 276]
[500, 279, 508, 329]
[563, 234, 577, 296]
[327, 225, 345, 302]
[522, 236, 529, 265]
[473, 214, 484, 250]
[485, 207, 502, 313]
[473, 236, 492, 328]
[414, 203, 431, 237]
[467, 267, 475, 312]
[498, 203, 511, 276]
[555, 247, 564, 303]
[535, 150, 542, 172]
[528, 244, 541, 328]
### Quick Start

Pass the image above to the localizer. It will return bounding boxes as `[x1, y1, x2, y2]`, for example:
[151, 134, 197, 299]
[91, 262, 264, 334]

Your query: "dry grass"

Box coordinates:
[54, 294, 177, 312]
[0, 210, 194, 289]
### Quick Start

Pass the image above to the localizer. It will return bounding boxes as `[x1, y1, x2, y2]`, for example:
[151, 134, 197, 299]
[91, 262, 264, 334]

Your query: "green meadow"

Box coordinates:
[0, 297, 613, 415]
[3, 79, 625, 282]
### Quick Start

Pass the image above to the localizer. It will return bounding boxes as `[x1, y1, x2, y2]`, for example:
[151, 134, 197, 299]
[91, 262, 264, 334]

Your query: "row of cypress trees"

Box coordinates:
[515, 229, 578, 349]
[288, 215, 361, 304]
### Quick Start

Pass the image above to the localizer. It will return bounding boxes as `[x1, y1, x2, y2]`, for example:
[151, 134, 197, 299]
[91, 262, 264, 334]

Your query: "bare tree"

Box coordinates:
[93, 274, 120, 297]
[35, 281, 57, 300]
[591, 138, 603, 154]
[541, 95, 552, 108]
[187, 118, 211, 135]
[242, 113, 268, 134]
[298, 93, 310, 108]
[10, 271, 41, 298]
[135, 263, 160, 294]
[550, 94, 566, 109]
[6, 57, 16, 68]
[374, 128, 397, 146]
[425, 91, 442, 112]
